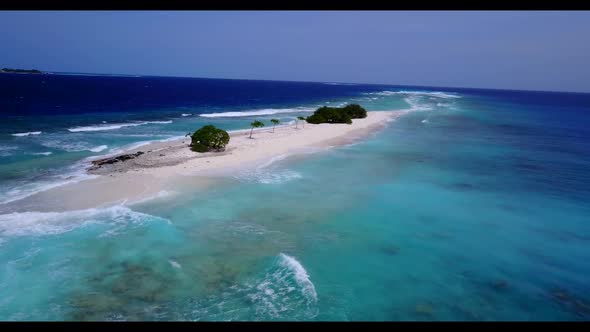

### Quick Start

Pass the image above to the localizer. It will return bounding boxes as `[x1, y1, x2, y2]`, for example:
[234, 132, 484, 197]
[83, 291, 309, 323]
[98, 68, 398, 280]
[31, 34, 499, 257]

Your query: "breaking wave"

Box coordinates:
[12, 131, 42, 137]
[0, 205, 168, 242]
[200, 108, 314, 118]
[0, 160, 96, 204]
[235, 169, 303, 185]
[233, 154, 303, 184]
[88, 145, 108, 153]
[364, 90, 461, 99]
[67, 120, 173, 132]
[245, 253, 318, 319]
[0, 145, 17, 157]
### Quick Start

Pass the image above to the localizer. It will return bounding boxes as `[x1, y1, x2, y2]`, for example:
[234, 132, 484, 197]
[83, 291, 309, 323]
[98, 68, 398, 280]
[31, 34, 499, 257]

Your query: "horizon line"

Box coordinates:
[11, 68, 590, 95]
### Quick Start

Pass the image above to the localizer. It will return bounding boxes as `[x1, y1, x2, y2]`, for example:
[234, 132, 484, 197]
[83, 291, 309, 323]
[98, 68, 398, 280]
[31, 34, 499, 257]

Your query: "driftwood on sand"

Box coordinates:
[88, 151, 144, 171]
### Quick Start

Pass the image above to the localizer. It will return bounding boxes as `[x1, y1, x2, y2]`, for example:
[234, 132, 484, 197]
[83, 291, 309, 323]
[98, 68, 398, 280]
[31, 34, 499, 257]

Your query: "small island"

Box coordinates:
[29, 109, 398, 210]
[1, 68, 44, 74]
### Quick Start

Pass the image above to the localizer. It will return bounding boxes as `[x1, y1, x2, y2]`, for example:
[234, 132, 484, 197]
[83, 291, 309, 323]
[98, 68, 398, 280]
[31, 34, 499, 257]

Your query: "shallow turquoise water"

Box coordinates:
[1, 87, 589, 320]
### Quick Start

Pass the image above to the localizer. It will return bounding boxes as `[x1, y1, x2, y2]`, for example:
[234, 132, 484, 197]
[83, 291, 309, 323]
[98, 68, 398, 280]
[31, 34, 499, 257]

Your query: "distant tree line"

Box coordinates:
[1, 68, 43, 74]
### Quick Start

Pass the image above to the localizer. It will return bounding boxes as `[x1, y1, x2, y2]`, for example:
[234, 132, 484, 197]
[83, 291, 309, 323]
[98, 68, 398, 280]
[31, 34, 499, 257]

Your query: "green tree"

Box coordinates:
[270, 119, 280, 133]
[190, 125, 230, 153]
[297, 116, 306, 128]
[342, 104, 367, 118]
[306, 104, 367, 125]
[249, 120, 264, 138]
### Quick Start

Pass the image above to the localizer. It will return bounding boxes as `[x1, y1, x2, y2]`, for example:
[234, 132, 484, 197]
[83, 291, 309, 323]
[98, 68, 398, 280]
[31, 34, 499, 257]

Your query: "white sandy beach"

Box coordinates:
[4, 111, 402, 212]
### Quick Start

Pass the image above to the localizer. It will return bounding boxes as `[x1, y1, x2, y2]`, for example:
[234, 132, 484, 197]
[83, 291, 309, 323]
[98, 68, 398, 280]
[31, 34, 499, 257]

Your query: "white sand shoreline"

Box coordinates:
[2, 111, 403, 212]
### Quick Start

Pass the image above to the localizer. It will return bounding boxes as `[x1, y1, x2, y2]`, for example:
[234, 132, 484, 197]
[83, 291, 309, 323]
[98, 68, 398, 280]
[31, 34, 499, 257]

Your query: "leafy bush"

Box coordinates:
[190, 125, 230, 152]
[305, 104, 366, 125]
[342, 104, 367, 119]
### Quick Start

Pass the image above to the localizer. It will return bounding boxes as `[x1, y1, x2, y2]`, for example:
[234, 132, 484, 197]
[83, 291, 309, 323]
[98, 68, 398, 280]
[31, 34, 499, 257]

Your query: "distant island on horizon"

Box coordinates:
[0, 67, 587, 94]
[1, 67, 44, 74]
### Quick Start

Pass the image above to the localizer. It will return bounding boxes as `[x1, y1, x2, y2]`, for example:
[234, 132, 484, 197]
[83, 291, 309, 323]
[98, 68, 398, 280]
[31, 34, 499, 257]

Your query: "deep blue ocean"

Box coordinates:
[0, 73, 589, 320]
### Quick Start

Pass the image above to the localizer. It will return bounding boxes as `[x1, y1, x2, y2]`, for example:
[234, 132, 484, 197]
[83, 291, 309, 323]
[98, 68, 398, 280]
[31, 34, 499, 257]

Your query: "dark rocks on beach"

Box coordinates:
[88, 151, 144, 170]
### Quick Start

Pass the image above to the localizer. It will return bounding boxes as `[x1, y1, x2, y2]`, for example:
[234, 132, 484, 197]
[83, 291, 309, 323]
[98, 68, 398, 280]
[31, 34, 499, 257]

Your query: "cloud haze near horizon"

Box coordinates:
[1, 11, 589, 92]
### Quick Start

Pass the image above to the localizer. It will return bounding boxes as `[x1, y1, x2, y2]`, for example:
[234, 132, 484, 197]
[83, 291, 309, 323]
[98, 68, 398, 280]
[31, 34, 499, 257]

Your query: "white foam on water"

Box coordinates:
[0, 159, 97, 204]
[147, 120, 173, 124]
[68, 123, 145, 132]
[0, 145, 17, 157]
[169, 260, 182, 269]
[407, 97, 433, 111]
[0, 145, 17, 151]
[231, 152, 304, 185]
[0, 175, 96, 205]
[364, 90, 461, 99]
[278, 253, 318, 302]
[234, 169, 303, 185]
[199, 107, 314, 118]
[128, 190, 176, 206]
[256, 153, 290, 169]
[0, 205, 167, 241]
[40, 139, 112, 153]
[11, 131, 42, 137]
[421, 119, 429, 124]
[229, 222, 284, 237]
[67, 120, 173, 132]
[178, 252, 318, 320]
[32, 152, 53, 156]
[181, 113, 192, 117]
[88, 145, 108, 153]
[244, 253, 318, 319]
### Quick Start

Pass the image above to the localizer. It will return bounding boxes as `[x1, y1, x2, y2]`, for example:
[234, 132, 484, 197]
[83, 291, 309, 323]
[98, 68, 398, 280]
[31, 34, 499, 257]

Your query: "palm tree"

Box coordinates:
[249, 120, 264, 138]
[270, 119, 280, 133]
[297, 116, 306, 128]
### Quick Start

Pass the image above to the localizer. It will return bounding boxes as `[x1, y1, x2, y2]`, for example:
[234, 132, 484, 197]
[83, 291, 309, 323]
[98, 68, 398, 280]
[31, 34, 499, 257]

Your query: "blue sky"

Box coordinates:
[1, 11, 589, 92]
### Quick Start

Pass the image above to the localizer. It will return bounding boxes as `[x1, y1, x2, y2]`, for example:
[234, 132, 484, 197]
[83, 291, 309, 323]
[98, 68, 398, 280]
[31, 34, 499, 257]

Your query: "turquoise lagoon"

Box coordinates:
[0, 76, 589, 320]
